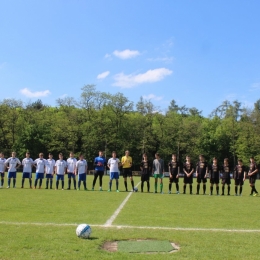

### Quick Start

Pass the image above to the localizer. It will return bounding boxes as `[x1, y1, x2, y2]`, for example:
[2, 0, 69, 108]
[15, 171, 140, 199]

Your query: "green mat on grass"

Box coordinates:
[117, 240, 174, 253]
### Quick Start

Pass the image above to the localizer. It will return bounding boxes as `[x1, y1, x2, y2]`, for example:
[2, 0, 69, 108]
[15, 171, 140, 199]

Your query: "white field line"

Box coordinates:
[1, 221, 260, 233]
[104, 181, 141, 227]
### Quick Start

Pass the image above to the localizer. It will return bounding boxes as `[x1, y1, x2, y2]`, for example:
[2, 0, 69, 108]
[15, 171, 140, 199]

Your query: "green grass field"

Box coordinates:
[0, 173, 260, 259]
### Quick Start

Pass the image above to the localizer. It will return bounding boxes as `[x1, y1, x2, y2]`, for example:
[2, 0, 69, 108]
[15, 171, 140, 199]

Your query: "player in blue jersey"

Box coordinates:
[92, 151, 106, 191]
[76, 154, 88, 190]
[0, 152, 6, 188]
[33, 153, 46, 189]
[5, 152, 21, 188]
[21, 152, 34, 188]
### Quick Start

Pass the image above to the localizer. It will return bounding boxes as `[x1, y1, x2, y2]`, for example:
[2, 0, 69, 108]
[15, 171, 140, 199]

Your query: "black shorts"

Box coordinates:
[184, 176, 193, 184]
[197, 176, 207, 184]
[210, 178, 219, 184]
[94, 170, 104, 177]
[169, 176, 179, 183]
[122, 168, 132, 178]
[235, 179, 244, 186]
[249, 176, 256, 185]
[221, 178, 231, 185]
[141, 173, 150, 182]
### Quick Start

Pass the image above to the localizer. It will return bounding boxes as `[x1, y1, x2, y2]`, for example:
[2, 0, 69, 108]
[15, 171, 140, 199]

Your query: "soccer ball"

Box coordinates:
[134, 187, 138, 192]
[76, 224, 92, 238]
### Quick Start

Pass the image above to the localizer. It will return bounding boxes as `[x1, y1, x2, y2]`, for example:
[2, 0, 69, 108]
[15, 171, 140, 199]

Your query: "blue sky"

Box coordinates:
[0, 0, 260, 116]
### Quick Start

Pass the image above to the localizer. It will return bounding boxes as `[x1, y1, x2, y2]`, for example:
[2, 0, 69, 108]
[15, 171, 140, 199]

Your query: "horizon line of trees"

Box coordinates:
[1, 84, 260, 170]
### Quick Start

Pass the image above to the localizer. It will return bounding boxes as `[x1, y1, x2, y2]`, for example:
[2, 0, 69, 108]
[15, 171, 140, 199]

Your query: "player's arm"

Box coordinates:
[205, 166, 208, 178]
[118, 159, 122, 167]
[121, 157, 125, 166]
[177, 166, 180, 178]
[168, 163, 172, 177]
[195, 163, 198, 177]
[251, 165, 258, 175]
[85, 163, 88, 175]
[4, 159, 9, 169]
[16, 159, 21, 170]
[189, 167, 194, 177]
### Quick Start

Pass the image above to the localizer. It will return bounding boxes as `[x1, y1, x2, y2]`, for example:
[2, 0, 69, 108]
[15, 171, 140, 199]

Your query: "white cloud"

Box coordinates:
[20, 88, 51, 98]
[113, 49, 140, 59]
[113, 68, 172, 88]
[97, 71, 110, 79]
[147, 56, 174, 63]
[250, 83, 260, 91]
[143, 94, 163, 101]
[104, 53, 111, 59]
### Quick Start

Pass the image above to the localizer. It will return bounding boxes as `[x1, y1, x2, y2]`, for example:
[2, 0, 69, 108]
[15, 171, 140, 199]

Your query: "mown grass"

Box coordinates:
[0, 173, 259, 259]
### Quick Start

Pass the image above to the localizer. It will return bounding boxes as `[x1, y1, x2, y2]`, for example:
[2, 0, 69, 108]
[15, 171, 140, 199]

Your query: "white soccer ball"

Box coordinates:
[134, 187, 138, 192]
[76, 224, 92, 238]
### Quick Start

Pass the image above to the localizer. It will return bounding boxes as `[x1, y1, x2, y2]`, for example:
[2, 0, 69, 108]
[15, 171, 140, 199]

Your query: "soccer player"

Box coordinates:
[121, 150, 134, 192]
[209, 157, 220, 195]
[183, 155, 194, 194]
[248, 156, 258, 196]
[168, 154, 180, 194]
[33, 153, 46, 189]
[21, 152, 34, 188]
[153, 153, 164, 194]
[221, 158, 231, 195]
[140, 153, 151, 192]
[92, 151, 106, 191]
[107, 151, 121, 192]
[233, 159, 246, 196]
[196, 154, 208, 195]
[45, 153, 55, 189]
[76, 153, 88, 190]
[67, 152, 77, 190]
[5, 152, 21, 188]
[55, 153, 67, 190]
[0, 152, 6, 188]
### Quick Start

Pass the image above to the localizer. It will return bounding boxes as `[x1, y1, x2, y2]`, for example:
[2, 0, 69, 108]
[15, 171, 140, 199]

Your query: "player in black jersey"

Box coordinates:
[196, 155, 208, 195]
[248, 157, 258, 196]
[140, 153, 151, 192]
[168, 154, 180, 194]
[221, 158, 231, 195]
[183, 155, 194, 194]
[209, 157, 220, 195]
[233, 159, 246, 196]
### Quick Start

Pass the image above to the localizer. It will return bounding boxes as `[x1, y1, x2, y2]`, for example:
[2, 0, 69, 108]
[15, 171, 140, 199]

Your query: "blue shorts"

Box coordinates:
[0, 172, 4, 178]
[46, 174, 53, 179]
[68, 172, 75, 178]
[78, 174, 86, 181]
[22, 172, 32, 179]
[56, 175, 64, 181]
[35, 172, 44, 179]
[8, 172, 17, 179]
[110, 172, 119, 180]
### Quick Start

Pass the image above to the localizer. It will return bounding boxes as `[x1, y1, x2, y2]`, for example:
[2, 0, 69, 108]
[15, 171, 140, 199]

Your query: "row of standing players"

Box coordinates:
[0, 151, 258, 196]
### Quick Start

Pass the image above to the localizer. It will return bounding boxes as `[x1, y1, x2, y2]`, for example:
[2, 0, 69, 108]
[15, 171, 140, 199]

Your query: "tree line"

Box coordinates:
[1, 84, 260, 170]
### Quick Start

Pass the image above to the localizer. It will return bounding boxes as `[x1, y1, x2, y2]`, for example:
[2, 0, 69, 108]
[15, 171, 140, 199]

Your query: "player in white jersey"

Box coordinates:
[21, 152, 34, 188]
[0, 152, 6, 188]
[45, 153, 55, 189]
[76, 153, 88, 190]
[33, 153, 46, 189]
[67, 152, 77, 190]
[107, 151, 121, 192]
[55, 153, 67, 190]
[5, 151, 21, 188]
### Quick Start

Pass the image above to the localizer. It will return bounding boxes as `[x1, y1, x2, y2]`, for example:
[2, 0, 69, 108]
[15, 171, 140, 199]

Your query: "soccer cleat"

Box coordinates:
[250, 194, 253, 196]
[221, 193, 224, 196]
[91, 188, 94, 191]
[154, 191, 157, 193]
[196, 192, 199, 195]
[116, 190, 120, 192]
[107, 189, 111, 192]
[168, 191, 171, 194]
[6, 186, 10, 189]
[84, 188, 87, 191]
[67, 188, 70, 190]
[77, 188, 80, 191]
[45, 187, 48, 189]
[160, 192, 164, 194]
[30, 186, 32, 189]
[176, 191, 180, 194]
[13, 186, 16, 188]
[99, 187, 102, 191]
[62, 189, 64, 190]
[190, 192, 193, 195]
[239, 194, 242, 196]
[21, 186, 24, 188]
[183, 191, 186, 194]
[254, 193, 259, 197]
[34, 186, 36, 189]
[209, 193, 212, 196]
